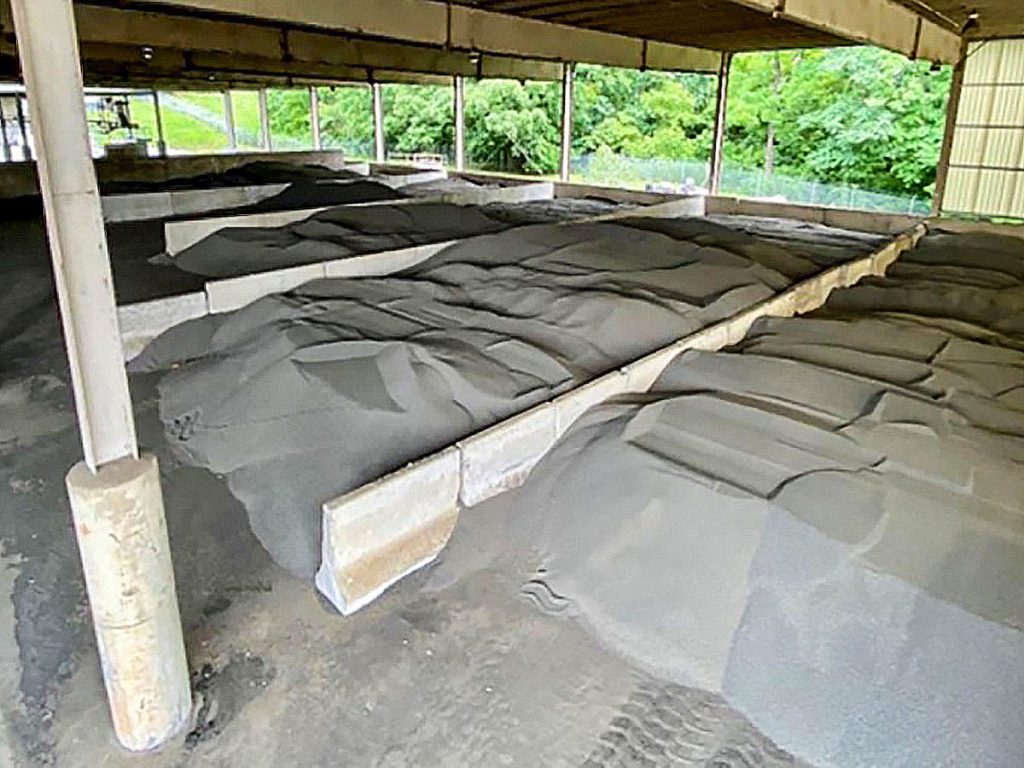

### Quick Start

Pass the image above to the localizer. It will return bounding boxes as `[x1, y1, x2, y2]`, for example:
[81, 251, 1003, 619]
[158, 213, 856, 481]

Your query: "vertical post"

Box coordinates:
[259, 88, 272, 151]
[223, 90, 236, 152]
[0, 97, 11, 162]
[372, 82, 385, 163]
[559, 62, 574, 182]
[453, 75, 465, 172]
[933, 42, 968, 216]
[9, 0, 190, 752]
[16, 93, 31, 160]
[152, 91, 166, 157]
[309, 85, 322, 150]
[709, 52, 732, 195]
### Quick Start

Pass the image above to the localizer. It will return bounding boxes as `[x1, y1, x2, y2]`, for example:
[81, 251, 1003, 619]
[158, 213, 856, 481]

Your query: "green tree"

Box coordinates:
[237, 47, 950, 201]
[464, 79, 561, 174]
[383, 84, 454, 157]
[318, 86, 374, 155]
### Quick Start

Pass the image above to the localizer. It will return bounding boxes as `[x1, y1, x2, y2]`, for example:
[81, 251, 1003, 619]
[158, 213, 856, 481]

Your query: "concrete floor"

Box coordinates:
[1, 203, 806, 767]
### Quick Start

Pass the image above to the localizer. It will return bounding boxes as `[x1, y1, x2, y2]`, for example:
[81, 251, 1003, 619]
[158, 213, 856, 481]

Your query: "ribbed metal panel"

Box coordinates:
[944, 39, 1024, 218]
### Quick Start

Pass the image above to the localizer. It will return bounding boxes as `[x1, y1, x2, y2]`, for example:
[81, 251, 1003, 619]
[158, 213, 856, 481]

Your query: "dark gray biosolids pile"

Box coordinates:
[136, 216, 884, 580]
[439, 229, 1024, 767]
[164, 198, 622, 279]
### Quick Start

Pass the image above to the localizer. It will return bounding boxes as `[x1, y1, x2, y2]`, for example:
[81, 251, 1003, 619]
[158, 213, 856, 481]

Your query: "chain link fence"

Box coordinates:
[571, 152, 931, 215]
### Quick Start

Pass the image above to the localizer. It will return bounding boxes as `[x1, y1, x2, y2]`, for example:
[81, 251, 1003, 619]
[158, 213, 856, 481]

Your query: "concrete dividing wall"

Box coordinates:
[164, 205, 330, 254]
[118, 292, 208, 361]
[433, 180, 554, 206]
[116, 241, 454, 358]
[314, 224, 927, 615]
[553, 180, 691, 206]
[161, 178, 553, 255]
[102, 162, 378, 223]
[0, 150, 357, 200]
[707, 195, 921, 235]
[102, 183, 295, 223]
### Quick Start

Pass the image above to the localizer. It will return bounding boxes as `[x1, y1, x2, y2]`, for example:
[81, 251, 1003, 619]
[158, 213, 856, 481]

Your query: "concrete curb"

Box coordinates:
[161, 178, 554, 256]
[313, 224, 926, 614]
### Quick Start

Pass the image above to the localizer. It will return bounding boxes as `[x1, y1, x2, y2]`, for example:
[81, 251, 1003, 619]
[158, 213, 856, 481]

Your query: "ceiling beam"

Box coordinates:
[733, 0, 961, 62]
[0, 4, 562, 83]
[447, 5, 721, 70]
[91, 0, 722, 71]
[79, 44, 455, 88]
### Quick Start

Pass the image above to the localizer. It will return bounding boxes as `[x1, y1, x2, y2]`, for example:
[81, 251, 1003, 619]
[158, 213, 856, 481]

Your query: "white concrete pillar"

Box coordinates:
[372, 82, 385, 163]
[709, 52, 732, 195]
[66, 456, 191, 751]
[453, 75, 465, 172]
[259, 88, 272, 151]
[309, 85, 322, 150]
[223, 90, 236, 152]
[152, 91, 167, 157]
[559, 62, 574, 182]
[9, 0, 190, 751]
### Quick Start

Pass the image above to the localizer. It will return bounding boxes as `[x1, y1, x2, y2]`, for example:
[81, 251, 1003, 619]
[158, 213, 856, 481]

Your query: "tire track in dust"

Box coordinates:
[581, 679, 810, 767]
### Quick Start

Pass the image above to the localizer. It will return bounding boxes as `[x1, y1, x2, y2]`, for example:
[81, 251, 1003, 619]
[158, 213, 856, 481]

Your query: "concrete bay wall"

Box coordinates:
[314, 224, 928, 615]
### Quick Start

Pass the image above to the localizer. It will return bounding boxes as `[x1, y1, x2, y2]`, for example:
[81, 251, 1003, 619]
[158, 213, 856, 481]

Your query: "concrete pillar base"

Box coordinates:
[66, 454, 191, 751]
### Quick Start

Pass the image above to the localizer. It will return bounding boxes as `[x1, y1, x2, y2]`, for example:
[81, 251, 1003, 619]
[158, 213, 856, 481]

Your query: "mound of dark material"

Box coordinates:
[100, 160, 362, 194]
[169, 202, 515, 278]
[238, 178, 401, 215]
[137, 216, 877, 579]
[167, 199, 624, 279]
[466, 229, 1024, 767]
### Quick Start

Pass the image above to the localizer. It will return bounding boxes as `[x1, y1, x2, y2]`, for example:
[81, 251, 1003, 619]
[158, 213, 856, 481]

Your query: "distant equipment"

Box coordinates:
[87, 95, 149, 158]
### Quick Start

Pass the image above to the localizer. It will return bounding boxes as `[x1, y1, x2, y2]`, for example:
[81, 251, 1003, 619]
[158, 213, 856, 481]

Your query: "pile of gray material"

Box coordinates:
[167, 202, 514, 278]
[234, 178, 401, 216]
[110, 162, 401, 221]
[449, 230, 1024, 767]
[480, 197, 621, 224]
[101, 160, 363, 194]
[167, 198, 625, 279]
[135, 216, 874, 580]
[400, 176, 482, 196]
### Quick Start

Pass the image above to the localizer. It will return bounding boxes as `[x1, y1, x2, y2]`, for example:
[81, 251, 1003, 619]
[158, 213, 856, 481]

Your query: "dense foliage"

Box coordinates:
[242, 47, 952, 199]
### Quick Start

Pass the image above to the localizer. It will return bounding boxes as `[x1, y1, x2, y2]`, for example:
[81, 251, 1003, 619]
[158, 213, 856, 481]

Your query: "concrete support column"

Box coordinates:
[709, 52, 732, 195]
[309, 85, 322, 150]
[453, 75, 466, 172]
[9, 0, 190, 751]
[933, 42, 968, 216]
[223, 90, 236, 152]
[559, 62, 574, 182]
[152, 91, 167, 157]
[66, 456, 191, 750]
[372, 82, 385, 163]
[259, 88, 272, 151]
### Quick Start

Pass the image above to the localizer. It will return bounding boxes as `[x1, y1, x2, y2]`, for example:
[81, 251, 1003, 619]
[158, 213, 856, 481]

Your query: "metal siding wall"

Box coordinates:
[944, 39, 1024, 218]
